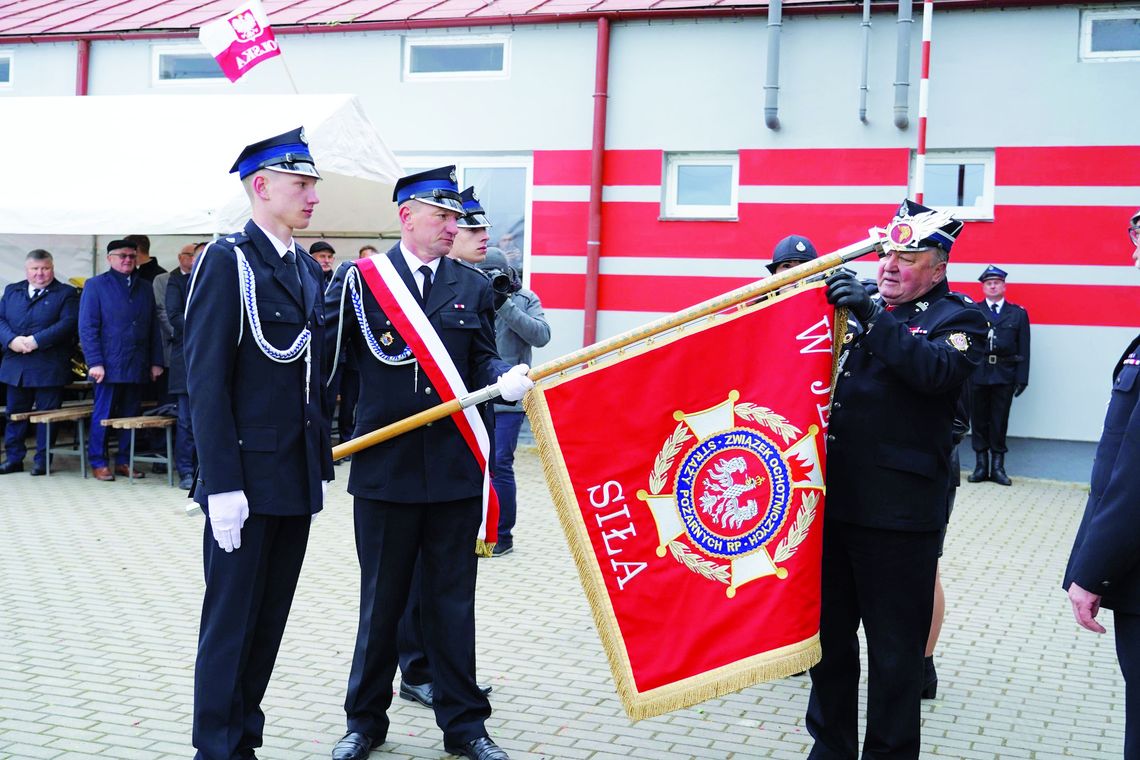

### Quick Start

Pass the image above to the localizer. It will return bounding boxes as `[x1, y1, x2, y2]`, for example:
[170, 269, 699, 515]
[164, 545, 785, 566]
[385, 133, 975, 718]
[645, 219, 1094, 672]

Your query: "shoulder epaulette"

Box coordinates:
[947, 291, 974, 305]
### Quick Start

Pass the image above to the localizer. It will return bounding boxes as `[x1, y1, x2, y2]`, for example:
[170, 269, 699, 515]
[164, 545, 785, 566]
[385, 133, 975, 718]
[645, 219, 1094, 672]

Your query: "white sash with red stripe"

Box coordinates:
[355, 254, 499, 555]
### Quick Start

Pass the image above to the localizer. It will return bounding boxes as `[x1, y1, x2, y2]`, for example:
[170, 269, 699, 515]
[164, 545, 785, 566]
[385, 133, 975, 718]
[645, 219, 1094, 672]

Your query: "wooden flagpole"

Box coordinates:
[330, 231, 888, 460]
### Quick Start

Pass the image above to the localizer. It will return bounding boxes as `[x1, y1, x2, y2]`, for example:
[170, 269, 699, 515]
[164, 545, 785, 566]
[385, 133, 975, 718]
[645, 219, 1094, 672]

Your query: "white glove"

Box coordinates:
[497, 363, 534, 402]
[207, 490, 250, 553]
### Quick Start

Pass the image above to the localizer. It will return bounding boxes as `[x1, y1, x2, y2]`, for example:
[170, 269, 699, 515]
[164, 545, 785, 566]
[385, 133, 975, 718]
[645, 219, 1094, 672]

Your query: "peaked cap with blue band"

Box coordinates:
[457, 186, 491, 229]
[229, 127, 320, 180]
[884, 199, 964, 255]
[978, 265, 1008, 282]
[393, 165, 464, 214]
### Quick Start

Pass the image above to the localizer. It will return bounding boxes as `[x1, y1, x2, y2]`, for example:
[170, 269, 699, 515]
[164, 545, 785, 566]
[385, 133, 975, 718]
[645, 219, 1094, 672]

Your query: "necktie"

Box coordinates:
[283, 250, 303, 302]
[418, 265, 433, 306]
[990, 302, 999, 315]
[31, 289, 42, 300]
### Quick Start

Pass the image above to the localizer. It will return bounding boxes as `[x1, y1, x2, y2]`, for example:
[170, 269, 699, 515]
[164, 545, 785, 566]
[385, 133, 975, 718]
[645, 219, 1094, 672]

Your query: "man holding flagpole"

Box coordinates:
[324, 166, 531, 760]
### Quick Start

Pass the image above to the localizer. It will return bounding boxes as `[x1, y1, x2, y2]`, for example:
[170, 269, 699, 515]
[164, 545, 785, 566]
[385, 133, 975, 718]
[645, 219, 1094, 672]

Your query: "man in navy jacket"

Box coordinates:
[78, 239, 164, 481]
[0, 249, 79, 475]
[1064, 208, 1140, 760]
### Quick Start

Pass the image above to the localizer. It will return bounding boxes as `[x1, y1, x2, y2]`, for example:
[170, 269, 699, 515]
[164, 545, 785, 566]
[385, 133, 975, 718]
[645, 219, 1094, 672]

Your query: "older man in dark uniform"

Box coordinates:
[1063, 208, 1140, 760]
[185, 127, 333, 760]
[807, 200, 988, 759]
[325, 167, 531, 760]
[0, 249, 79, 475]
[967, 265, 1030, 486]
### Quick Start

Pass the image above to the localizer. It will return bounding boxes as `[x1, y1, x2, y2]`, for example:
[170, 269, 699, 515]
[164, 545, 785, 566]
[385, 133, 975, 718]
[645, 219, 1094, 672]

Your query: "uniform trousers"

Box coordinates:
[1116, 611, 1140, 760]
[492, 411, 525, 547]
[193, 514, 310, 760]
[88, 381, 142, 468]
[970, 382, 1015, 454]
[175, 393, 196, 478]
[807, 519, 940, 760]
[345, 496, 490, 747]
[397, 556, 431, 685]
[3, 385, 62, 466]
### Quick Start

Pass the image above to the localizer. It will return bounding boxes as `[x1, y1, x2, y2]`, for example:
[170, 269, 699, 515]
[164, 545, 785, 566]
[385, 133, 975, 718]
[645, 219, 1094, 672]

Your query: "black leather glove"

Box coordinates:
[826, 270, 882, 324]
[1014, 384, 1027, 397]
[493, 291, 508, 310]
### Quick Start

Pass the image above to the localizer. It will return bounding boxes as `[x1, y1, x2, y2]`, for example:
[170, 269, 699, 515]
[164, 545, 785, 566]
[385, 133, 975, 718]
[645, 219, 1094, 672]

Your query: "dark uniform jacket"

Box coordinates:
[0, 279, 79, 387]
[972, 299, 1030, 386]
[165, 270, 191, 396]
[827, 279, 988, 531]
[324, 244, 508, 504]
[78, 269, 163, 383]
[185, 221, 333, 516]
[1064, 335, 1140, 613]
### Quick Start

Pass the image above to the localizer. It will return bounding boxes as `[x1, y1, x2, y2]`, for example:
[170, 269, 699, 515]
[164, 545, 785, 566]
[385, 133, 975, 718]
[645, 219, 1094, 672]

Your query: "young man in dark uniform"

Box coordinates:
[1064, 208, 1140, 760]
[808, 200, 988, 759]
[325, 167, 531, 760]
[967, 265, 1031, 486]
[185, 127, 333, 760]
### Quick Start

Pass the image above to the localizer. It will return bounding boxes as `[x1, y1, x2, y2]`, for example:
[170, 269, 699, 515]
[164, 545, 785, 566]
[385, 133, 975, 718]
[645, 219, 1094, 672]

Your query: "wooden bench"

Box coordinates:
[28, 406, 95, 477]
[8, 400, 94, 423]
[99, 415, 177, 486]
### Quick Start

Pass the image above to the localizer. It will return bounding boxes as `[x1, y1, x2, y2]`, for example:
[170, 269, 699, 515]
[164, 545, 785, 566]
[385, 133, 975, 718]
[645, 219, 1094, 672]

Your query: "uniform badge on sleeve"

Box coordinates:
[947, 332, 970, 352]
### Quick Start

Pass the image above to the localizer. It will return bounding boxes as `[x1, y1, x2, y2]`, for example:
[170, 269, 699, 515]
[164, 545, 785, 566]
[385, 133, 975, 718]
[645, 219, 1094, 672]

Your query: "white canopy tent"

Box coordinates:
[0, 94, 403, 285]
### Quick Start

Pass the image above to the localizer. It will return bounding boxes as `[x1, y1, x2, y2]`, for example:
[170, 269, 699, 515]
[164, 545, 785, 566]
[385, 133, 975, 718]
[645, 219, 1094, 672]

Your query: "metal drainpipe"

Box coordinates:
[75, 38, 90, 95]
[894, 0, 913, 129]
[764, 0, 782, 130]
[582, 16, 610, 347]
[858, 0, 871, 122]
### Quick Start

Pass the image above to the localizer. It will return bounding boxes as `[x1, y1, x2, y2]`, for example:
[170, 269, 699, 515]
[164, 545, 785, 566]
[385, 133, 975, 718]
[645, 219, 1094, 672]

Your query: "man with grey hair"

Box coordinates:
[0, 249, 79, 475]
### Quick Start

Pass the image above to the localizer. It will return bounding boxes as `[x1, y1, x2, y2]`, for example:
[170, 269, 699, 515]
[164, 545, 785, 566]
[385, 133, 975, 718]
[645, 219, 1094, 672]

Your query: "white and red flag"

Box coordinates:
[198, 0, 282, 83]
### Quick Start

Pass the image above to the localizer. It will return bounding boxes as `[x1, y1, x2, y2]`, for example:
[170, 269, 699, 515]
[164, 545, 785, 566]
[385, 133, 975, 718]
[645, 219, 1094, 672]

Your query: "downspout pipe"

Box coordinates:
[764, 0, 782, 130]
[75, 38, 90, 95]
[858, 0, 871, 123]
[894, 0, 913, 129]
[582, 16, 610, 347]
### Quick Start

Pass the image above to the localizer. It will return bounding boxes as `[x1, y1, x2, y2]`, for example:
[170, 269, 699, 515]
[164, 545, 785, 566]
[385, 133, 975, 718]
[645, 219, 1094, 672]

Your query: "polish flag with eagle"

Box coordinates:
[198, 0, 282, 83]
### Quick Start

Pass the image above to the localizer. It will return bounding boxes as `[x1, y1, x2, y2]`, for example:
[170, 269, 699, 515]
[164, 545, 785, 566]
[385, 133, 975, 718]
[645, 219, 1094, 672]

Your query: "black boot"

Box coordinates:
[921, 655, 938, 699]
[991, 452, 1011, 486]
[967, 450, 989, 483]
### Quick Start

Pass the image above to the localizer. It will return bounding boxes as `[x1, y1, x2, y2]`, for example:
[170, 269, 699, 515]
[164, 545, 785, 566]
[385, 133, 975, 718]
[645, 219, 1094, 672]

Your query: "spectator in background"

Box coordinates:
[311, 240, 336, 287]
[153, 246, 197, 389]
[477, 247, 550, 557]
[0, 249, 80, 475]
[79, 239, 164, 481]
[165, 242, 204, 489]
[496, 232, 521, 271]
[358, 244, 378, 259]
[767, 234, 818, 275]
[124, 234, 167, 283]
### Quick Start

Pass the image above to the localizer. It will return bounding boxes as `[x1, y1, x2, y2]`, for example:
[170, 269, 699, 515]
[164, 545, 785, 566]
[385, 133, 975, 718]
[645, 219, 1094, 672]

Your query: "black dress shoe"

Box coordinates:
[445, 736, 510, 760]
[0, 460, 24, 474]
[30, 464, 46, 476]
[331, 731, 375, 760]
[399, 679, 433, 707]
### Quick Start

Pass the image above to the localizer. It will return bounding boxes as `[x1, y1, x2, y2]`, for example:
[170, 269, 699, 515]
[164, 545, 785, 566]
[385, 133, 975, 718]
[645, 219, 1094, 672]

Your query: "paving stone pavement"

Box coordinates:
[0, 450, 1126, 759]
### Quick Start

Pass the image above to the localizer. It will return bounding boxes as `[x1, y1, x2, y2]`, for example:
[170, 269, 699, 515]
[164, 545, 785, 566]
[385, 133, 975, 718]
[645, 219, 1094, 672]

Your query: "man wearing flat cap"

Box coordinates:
[808, 199, 988, 759]
[325, 166, 530, 760]
[967, 265, 1030, 486]
[310, 240, 337, 287]
[185, 126, 333, 760]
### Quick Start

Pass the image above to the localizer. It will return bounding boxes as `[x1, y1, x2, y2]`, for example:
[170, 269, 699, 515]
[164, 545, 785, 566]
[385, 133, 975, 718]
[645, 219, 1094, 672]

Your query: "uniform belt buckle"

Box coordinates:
[987, 354, 998, 365]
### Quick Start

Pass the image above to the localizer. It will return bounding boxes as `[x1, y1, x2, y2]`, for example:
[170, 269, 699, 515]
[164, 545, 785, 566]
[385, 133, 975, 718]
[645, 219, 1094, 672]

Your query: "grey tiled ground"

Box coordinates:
[0, 449, 1125, 759]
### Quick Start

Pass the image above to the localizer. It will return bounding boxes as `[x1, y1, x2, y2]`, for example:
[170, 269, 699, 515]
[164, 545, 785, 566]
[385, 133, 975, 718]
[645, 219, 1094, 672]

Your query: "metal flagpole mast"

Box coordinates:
[914, 0, 933, 203]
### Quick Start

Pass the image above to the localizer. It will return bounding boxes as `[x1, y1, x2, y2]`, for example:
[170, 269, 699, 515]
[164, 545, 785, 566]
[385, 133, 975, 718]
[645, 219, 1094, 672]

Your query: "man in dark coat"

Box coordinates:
[325, 166, 531, 760]
[967, 265, 1031, 486]
[0, 249, 79, 475]
[1063, 208, 1140, 760]
[78, 239, 164, 481]
[166, 242, 204, 489]
[807, 200, 988, 759]
[185, 127, 334, 760]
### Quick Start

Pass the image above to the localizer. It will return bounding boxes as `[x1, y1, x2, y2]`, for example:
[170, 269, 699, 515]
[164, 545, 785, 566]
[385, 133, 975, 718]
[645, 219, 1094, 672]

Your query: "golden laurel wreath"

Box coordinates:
[647, 404, 814, 584]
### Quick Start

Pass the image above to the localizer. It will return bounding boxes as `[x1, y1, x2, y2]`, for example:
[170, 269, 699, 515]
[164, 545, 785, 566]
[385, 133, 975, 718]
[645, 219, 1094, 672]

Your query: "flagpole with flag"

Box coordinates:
[199, 0, 293, 88]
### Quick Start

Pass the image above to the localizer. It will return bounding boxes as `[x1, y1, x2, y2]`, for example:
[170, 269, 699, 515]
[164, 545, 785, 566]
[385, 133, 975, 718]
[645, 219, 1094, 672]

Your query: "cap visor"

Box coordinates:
[267, 163, 321, 180]
[458, 213, 491, 229]
[417, 197, 465, 214]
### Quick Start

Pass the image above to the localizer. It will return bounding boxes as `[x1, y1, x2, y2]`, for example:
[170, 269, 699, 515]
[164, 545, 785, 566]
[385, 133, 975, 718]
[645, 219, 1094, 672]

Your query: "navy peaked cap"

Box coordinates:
[230, 127, 319, 180]
[457, 186, 491, 229]
[393, 166, 464, 213]
[978, 265, 1008, 282]
[767, 234, 818, 274]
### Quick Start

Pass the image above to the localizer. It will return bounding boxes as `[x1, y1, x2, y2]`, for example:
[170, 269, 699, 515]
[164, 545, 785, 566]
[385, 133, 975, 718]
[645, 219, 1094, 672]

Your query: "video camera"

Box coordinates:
[483, 265, 522, 297]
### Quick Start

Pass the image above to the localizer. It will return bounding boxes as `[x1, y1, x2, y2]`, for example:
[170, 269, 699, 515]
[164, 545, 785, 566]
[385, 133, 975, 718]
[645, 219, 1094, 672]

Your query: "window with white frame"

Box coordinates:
[1081, 8, 1140, 61]
[916, 151, 995, 221]
[400, 157, 532, 276]
[403, 36, 510, 80]
[0, 51, 12, 86]
[662, 153, 739, 220]
[152, 45, 225, 84]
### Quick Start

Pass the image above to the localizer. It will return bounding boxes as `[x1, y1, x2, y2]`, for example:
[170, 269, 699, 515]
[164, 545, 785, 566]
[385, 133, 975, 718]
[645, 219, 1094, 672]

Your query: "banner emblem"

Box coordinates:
[638, 390, 822, 598]
[228, 9, 262, 41]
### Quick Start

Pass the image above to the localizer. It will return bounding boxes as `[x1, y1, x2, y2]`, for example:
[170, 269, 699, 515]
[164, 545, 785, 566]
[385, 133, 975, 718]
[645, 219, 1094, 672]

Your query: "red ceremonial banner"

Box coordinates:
[525, 283, 841, 719]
